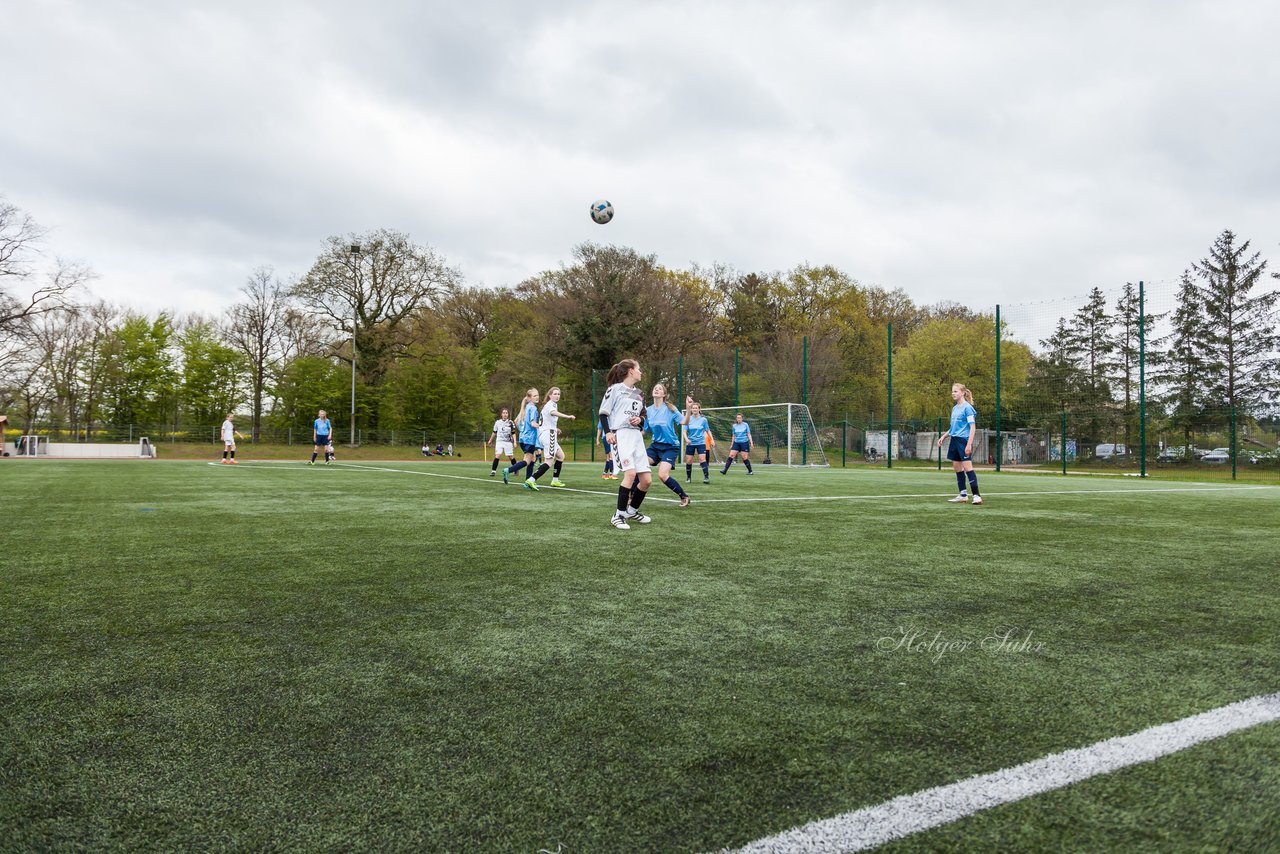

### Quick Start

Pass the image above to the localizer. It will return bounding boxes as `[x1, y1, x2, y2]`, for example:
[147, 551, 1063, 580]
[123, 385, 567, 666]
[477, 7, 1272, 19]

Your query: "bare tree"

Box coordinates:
[226, 266, 291, 439]
[0, 199, 90, 333]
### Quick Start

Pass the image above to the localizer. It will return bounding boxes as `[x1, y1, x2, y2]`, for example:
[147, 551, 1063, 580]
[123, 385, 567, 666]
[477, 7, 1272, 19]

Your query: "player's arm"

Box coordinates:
[964, 409, 976, 455]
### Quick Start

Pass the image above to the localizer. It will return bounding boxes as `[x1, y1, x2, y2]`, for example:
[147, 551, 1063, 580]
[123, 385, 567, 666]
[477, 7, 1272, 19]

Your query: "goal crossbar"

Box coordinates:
[697, 403, 830, 468]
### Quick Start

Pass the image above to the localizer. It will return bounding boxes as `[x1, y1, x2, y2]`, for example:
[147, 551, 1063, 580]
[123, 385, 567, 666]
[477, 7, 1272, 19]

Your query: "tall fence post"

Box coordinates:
[1061, 411, 1068, 476]
[886, 323, 893, 469]
[677, 354, 684, 406]
[802, 335, 808, 408]
[841, 419, 847, 468]
[1139, 280, 1147, 478]
[937, 416, 943, 470]
[734, 348, 740, 408]
[590, 369, 597, 463]
[1231, 406, 1237, 481]
[995, 304, 1002, 472]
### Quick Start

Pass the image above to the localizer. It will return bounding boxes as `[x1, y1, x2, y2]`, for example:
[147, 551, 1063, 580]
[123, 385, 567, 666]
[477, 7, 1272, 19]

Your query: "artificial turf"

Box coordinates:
[2, 460, 1277, 851]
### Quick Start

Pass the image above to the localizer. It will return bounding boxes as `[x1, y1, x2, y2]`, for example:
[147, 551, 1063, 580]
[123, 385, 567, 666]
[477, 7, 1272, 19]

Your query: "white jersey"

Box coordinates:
[491, 419, 514, 443]
[540, 401, 560, 433]
[221, 420, 235, 442]
[599, 383, 644, 432]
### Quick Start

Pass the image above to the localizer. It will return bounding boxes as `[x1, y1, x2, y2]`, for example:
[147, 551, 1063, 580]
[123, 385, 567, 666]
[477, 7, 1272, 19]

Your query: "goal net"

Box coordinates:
[698, 404, 829, 467]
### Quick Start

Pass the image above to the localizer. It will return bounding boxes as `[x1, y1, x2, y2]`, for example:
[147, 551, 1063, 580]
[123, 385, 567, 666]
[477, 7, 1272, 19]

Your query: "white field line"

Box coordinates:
[693, 484, 1275, 504]
[207, 462, 1273, 505]
[728, 692, 1280, 854]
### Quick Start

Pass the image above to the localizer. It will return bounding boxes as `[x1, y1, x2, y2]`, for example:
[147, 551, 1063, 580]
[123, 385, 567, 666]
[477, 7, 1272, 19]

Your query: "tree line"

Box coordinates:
[2, 195, 1277, 442]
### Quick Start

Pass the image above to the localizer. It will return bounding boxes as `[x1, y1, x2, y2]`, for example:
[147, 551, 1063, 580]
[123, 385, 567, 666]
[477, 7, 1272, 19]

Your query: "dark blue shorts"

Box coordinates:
[314, 436, 331, 447]
[520, 442, 540, 455]
[685, 443, 707, 457]
[647, 443, 680, 465]
[947, 436, 973, 462]
[731, 441, 751, 453]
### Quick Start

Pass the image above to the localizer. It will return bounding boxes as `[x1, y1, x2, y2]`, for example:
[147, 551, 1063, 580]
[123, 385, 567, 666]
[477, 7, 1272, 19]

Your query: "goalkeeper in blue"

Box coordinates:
[935, 382, 983, 505]
[720, 413, 754, 475]
[644, 384, 690, 507]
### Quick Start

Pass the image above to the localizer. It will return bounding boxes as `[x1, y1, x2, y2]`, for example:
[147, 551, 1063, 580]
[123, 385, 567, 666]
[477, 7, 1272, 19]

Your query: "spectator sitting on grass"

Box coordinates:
[421, 443, 432, 457]
[435, 443, 445, 456]
[446, 443, 454, 457]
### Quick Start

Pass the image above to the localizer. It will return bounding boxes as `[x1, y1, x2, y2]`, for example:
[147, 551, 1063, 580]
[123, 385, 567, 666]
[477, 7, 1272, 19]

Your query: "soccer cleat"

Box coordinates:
[502, 467, 510, 484]
[626, 511, 651, 524]
[971, 495, 983, 505]
[601, 473, 611, 480]
[325, 460, 331, 465]
[489, 470, 496, 477]
[948, 494, 968, 503]
[703, 477, 711, 484]
[524, 477, 540, 491]
[551, 478, 566, 487]
[229, 459, 238, 464]
[221, 459, 230, 464]
[610, 515, 631, 530]
[678, 495, 690, 508]
[308, 460, 315, 466]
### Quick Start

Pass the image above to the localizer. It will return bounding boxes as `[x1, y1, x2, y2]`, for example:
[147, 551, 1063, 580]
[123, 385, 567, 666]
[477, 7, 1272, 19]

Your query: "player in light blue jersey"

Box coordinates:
[720, 412, 754, 475]
[503, 387, 547, 490]
[310, 409, 333, 465]
[644, 384, 690, 507]
[935, 382, 982, 505]
[683, 399, 714, 483]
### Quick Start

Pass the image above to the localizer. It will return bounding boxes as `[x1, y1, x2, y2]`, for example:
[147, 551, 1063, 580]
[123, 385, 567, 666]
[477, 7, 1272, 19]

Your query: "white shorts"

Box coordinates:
[223, 440, 236, 450]
[539, 429, 560, 459]
[613, 429, 650, 473]
[495, 440, 514, 457]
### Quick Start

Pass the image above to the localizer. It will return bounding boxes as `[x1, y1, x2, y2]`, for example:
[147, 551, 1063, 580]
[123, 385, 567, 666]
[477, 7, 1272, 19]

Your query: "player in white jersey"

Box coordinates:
[539, 387, 576, 487]
[486, 407, 517, 476]
[220, 413, 245, 464]
[598, 359, 651, 529]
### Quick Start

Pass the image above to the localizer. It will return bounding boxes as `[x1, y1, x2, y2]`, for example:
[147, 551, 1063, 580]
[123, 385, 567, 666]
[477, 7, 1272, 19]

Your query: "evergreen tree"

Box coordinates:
[1194, 229, 1278, 415]
[1153, 272, 1209, 457]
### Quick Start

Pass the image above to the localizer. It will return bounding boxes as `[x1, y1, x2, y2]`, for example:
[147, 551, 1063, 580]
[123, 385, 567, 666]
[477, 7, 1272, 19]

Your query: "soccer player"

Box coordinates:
[644, 384, 690, 507]
[538, 387, 576, 487]
[719, 412, 754, 475]
[936, 382, 983, 504]
[598, 427, 618, 480]
[486, 407, 517, 476]
[310, 409, 333, 465]
[504, 388, 543, 490]
[599, 359, 651, 529]
[683, 399, 714, 484]
[220, 413, 244, 464]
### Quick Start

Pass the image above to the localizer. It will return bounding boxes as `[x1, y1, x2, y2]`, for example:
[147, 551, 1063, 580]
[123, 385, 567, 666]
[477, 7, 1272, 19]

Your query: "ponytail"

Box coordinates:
[606, 358, 638, 386]
[954, 383, 975, 406]
[515, 388, 538, 427]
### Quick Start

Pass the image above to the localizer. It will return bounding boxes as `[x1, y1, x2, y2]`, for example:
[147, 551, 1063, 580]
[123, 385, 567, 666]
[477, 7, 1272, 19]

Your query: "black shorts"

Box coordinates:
[520, 442, 540, 455]
[947, 436, 973, 462]
[315, 436, 331, 447]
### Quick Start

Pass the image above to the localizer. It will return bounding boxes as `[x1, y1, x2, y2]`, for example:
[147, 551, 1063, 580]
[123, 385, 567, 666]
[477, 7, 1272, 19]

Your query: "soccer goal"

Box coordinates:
[698, 404, 830, 467]
[17, 435, 50, 457]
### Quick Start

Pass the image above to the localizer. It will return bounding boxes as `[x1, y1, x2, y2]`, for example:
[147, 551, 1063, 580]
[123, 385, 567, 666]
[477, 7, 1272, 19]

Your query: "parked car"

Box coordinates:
[1157, 445, 1191, 462]
[1201, 448, 1232, 464]
[1094, 443, 1127, 460]
[1249, 449, 1280, 465]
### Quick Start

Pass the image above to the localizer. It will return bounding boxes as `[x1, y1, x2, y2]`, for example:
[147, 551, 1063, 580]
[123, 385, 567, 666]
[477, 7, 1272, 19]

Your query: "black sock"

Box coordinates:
[230, 450, 235, 459]
[701, 462, 710, 478]
[617, 485, 631, 514]
[326, 451, 332, 461]
[686, 464, 693, 479]
[956, 472, 967, 494]
[723, 458, 733, 473]
[311, 452, 317, 462]
[510, 460, 527, 475]
[663, 476, 686, 497]
[743, 459, 752, 472]
[553, 460, 562, 477]
[533, 463, 550, 480]
[967, 471, 979, 496]
[223, 450, 228, 460]
[491, 458, 499, 471]
[630, 486, 647, 510]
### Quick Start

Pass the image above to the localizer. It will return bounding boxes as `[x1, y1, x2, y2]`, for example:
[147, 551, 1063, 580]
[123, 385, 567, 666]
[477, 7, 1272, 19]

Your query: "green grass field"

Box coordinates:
[3, 459, 1278, 851]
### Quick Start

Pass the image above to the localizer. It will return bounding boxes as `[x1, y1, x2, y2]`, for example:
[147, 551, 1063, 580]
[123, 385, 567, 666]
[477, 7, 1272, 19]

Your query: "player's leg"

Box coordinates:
[741, 450, 753, 474]
[657, 457, 689, 505]
[699, 450, 710, 482]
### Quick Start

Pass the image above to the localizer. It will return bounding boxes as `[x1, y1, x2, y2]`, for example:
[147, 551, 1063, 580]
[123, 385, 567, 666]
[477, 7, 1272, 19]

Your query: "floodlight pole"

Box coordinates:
[349, 242, 361, 447]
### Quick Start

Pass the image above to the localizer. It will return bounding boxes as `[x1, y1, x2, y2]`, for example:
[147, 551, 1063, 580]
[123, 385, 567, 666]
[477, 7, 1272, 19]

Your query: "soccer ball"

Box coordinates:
[590, 200, 614, 224]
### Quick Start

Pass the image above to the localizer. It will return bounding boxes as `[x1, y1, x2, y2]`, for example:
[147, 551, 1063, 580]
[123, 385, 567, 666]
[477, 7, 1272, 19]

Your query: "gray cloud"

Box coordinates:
[2, 0, 1278, 318]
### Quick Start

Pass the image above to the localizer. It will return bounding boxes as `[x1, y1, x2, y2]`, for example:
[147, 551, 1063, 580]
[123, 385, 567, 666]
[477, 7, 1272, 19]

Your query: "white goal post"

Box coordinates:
[18, 435, 51, 457]
[697, 403, 830, 467]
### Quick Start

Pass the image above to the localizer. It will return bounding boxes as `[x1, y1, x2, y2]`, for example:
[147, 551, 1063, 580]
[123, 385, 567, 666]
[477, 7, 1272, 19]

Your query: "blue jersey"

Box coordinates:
[645, 405, 682, 446]
[950, 402, 976, 439]
[686, 415, 709, 445]
[314, 418, 331, 436]
[732, 421, 751, 443]
[519, 402, 540, 444]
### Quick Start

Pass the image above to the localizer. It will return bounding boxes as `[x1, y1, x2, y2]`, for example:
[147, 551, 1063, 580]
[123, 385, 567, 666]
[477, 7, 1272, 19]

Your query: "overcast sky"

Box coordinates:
[3, 0, 1279, 327]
